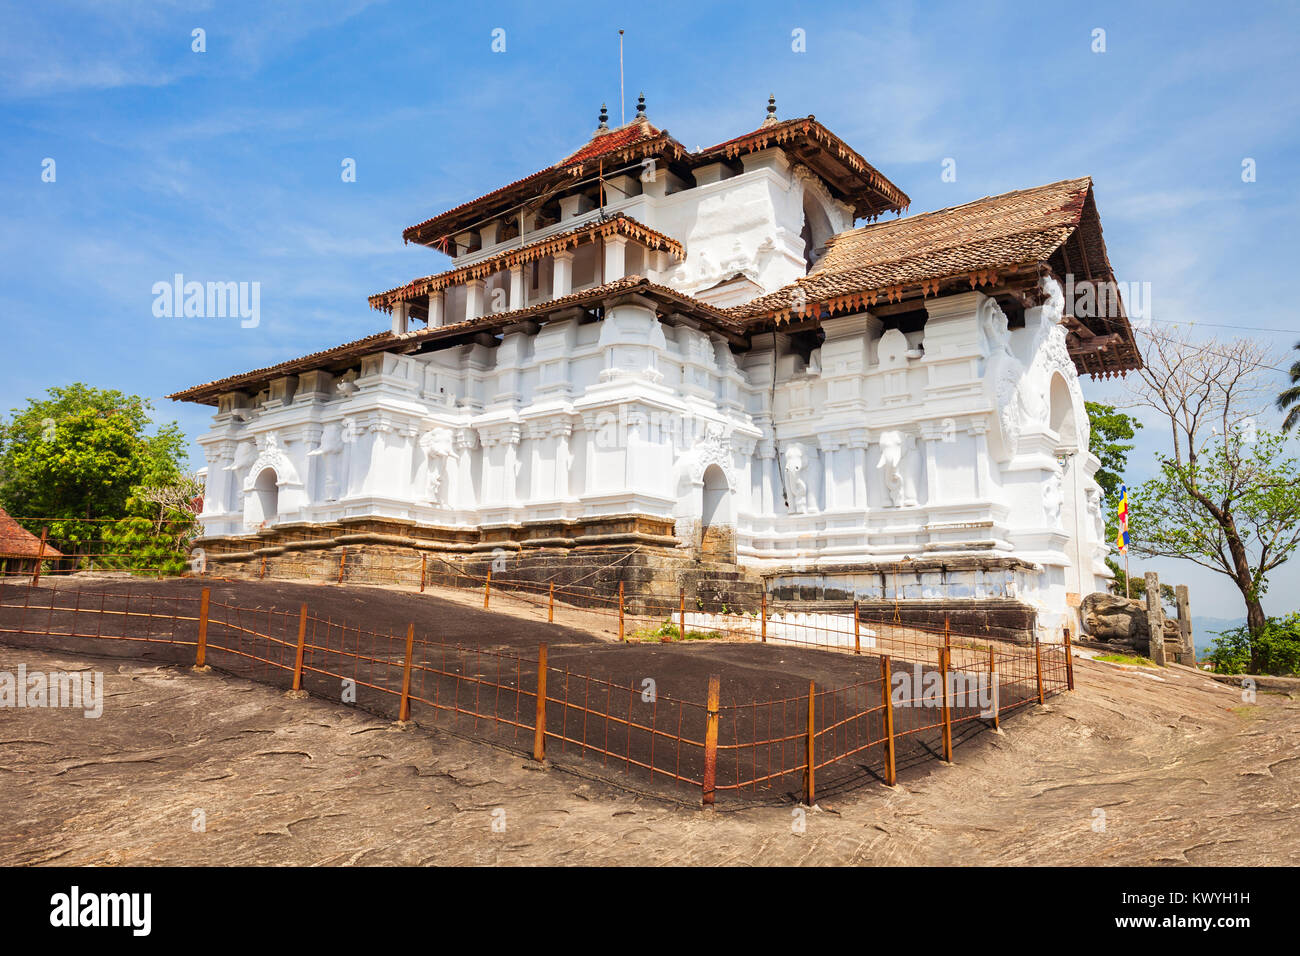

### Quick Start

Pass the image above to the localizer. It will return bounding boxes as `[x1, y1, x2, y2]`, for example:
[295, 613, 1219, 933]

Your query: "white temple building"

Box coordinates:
[172, 97, 1140, 641]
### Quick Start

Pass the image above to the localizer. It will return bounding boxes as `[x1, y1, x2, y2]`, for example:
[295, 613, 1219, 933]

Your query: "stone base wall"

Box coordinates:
[196, 521, 1043, 642]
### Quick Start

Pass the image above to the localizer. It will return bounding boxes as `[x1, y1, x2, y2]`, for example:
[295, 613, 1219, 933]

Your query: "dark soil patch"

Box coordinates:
[0, 577, 1039, 805]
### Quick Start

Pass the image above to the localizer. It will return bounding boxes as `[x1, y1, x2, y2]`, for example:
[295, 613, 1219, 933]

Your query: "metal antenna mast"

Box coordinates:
[619, 30, 625, 125]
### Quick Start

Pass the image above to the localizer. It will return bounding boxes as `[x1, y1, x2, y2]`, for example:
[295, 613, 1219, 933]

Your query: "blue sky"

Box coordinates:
[2, 0, 1297, 621]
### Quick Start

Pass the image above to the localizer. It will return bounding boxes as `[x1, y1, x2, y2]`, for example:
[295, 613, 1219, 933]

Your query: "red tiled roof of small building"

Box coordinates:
[0, 506, 63, 559]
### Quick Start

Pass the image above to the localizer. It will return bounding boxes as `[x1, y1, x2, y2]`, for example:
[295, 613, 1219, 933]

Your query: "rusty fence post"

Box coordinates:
[674, 588, 684, 643]
[854, 600, 861, 655]
[760, 590, 767, 643]
[484, 569, 492, 609]
[419, 553, 426, 592]
[939, 647, 953, 763]
[988, 644, 1000, 730]
[31, 527, 48, 587]
[195, 586, 211, 668]
[1063, 626, 1075, 691]
[618, 581, 625, 642]
[1034, 636, 1045, 705]
[548, 581, 554, 623]
[881, 656, 897, 787]
[398, 622, 415, 722]
[702, 675, 721, 806]
[291, 603, 309, 693]
[337, 549, 347, 585]
[803, 680, 817, 805]
[533, 643, 548, 762]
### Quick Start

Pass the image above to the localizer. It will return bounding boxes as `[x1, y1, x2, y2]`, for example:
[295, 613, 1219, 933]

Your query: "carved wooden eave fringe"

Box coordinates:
[369, 215, 686, 313]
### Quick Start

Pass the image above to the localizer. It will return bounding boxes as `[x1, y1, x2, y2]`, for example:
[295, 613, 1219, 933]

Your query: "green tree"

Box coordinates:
[1129, 430, 1300, 668]
[1085, 401, 1144, 597]
[1125, 328, 1300, 668]
[1086, 401, 1141, 502]
[1206, 613, 1300, 676]
[0, 384, 191, 567]
[1279, 340, 1300, 432]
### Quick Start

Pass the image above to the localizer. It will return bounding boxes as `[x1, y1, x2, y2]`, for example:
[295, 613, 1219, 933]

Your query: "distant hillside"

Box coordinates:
[1191, 616, 1245, 655]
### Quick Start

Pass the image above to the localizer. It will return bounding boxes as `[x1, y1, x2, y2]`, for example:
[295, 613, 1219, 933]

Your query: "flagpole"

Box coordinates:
[1125, 548, 1130, 599]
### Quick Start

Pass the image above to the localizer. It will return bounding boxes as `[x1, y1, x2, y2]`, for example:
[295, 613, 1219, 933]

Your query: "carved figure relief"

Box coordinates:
[877, 431, 919, 507]
[419, 427, 457, 505]
[783, 442, 813, 514]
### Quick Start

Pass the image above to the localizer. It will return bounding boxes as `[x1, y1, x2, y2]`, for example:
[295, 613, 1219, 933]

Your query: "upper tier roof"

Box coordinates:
[401, 112, 910, 250]
[724, 177, 1141, 377]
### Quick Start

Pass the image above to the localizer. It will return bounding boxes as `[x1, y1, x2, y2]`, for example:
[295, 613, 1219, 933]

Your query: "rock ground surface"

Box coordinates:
[1, 638, 1295, 866]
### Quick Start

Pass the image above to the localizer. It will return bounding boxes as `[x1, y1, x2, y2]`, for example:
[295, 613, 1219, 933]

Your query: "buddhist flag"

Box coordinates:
[1116, 484, 1130, 554]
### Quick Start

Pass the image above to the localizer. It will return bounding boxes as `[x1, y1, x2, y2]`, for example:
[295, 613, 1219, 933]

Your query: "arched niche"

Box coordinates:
[700, 463, 734, 561]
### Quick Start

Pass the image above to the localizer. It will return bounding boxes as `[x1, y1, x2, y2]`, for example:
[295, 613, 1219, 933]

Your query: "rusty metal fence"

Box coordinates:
[0, 579, 1071, 805]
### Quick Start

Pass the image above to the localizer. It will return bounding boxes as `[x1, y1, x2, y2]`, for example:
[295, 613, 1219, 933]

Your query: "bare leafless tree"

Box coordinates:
[1125, 327, 1300, 643]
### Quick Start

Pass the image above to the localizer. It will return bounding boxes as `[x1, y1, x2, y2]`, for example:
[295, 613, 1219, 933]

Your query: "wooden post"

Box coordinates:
[803, 680, 816, 805]
[673, 588, 684, 643]
[1063, 626, 1075, 691]
[291, 603, 309, 692]
[939, 647, 953, 762]
[548, 581, 554, 623]
[31, 527, 48, 586]
[854, 600, 861, 655]
[618, 581, 625, 642]
[1176, 584, 1194, 665]
[1034, 637, 1045, 705]
[484, 569, 492, 609]
[702, 675, 720, 806]
[881, 656, 897, 786]
[1144, 571, 1167, 666]
[533, 643, 548, 762]
[337, 549, 347, 585]
[988, 644, 1000, 730]
[760, 590, 767, 643]
[398, 622, 415, 722]
[195, 587, 211, 668]
[419, 553, 427, 592]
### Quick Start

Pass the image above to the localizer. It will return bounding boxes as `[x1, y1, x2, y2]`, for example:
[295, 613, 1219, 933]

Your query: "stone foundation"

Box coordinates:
[195, 522, 1043, 642]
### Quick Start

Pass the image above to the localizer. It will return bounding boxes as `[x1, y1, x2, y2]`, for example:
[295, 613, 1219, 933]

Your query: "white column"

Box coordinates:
[603, 235, 628, 282]
[428, 290, 444, 327]
[464, 278, 485, 321]
[391, 301, 409, 335]
[509, 264, 525, 311]
[553, 251, 574, 298]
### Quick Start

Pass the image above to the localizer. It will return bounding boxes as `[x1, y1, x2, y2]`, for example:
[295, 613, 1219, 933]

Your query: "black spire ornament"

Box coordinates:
[763, 93, 778, 125]
[598, 103, 609, 130]
[635, 92, 646, 120]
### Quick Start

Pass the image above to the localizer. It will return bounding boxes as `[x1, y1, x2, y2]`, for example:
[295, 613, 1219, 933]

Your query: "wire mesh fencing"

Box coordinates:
[0, 577, 1072, 806]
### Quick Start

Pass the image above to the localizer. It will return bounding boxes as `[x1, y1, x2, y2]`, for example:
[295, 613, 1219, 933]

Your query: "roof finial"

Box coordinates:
[763, 93, 778, 126]
[635, 91, 646, 120]
[598, 103, 609, 131]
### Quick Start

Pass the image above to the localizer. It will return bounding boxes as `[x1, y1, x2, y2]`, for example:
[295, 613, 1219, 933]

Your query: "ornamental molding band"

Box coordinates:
[176, 100, 1134, 639]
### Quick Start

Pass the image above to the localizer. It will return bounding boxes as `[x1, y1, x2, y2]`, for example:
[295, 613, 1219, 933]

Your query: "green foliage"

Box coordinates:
[1105, 560, 1176, 605]
[1206, 613, 1300, 676]
[0, 384, 194, 572]
[1278, 340, 1300, 433]
[1085, 401, 1141, 503]
[632, 619, 722, 642]
[1129, 430, 1300, 610]
[1095, 653, 1157, 667]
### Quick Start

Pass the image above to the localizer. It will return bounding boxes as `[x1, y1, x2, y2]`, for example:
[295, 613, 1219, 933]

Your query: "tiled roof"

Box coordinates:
[0, 506, 63, 559]
[169, 277, 741, 405]
[694, 115, 909, 218]
[370, 213, 685, 313]
[403, 120, 686, 248]
[726, 177, 1094, 321]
